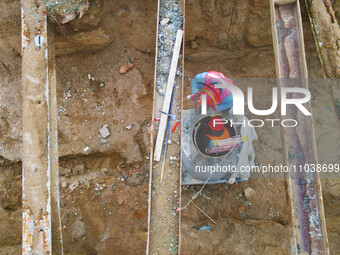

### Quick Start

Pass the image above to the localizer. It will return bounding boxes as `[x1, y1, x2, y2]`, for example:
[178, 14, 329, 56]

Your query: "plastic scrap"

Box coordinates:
[228, 114, 258, 184]
[197, 225, 211, 232]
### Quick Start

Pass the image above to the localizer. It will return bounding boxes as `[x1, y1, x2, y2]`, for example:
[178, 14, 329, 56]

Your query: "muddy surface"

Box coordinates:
[0, 0, 339, 254]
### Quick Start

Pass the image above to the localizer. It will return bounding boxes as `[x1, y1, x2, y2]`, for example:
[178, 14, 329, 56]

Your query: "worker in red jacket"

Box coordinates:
[191, 71, 236, 111]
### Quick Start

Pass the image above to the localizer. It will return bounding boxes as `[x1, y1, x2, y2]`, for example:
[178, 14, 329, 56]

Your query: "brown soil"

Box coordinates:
[0, 0, 339, 254]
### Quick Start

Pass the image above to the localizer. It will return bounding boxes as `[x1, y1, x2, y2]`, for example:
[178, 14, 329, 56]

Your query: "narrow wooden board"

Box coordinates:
[153, 29, 183, 161]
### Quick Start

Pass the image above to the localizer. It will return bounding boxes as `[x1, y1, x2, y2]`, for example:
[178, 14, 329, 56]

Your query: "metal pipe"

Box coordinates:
[21, 0, 63, 253]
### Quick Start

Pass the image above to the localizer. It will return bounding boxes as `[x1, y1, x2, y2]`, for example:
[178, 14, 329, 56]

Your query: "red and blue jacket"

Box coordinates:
[191, 71, 235, 111]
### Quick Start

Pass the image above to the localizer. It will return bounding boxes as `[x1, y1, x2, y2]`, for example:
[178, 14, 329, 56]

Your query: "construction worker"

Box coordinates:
[190, 71, 236, 111]
[191, 71, 237, 156]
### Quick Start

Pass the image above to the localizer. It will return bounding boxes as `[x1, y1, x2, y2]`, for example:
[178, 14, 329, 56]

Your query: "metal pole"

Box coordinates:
[21, 0, 63, 253]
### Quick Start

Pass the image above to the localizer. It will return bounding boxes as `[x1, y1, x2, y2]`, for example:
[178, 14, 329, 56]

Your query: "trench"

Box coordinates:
[0, 0, 339, 254]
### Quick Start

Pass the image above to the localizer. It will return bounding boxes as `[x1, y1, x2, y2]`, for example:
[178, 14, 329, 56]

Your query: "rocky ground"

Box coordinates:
[0, 0, 339, 254]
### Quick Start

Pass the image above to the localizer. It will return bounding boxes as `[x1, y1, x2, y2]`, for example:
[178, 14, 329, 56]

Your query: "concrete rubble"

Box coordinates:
[99, 124, 110, 139]
[69, 180, 80, 191]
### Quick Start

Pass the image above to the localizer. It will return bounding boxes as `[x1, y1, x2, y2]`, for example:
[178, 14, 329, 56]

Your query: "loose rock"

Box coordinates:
[120, 64, 134, 74]
[238, 205, 246, 212]
[244, 187, 256, 200]
[99, 124, 110, 139]
[161, 18, 170, 25]
[69, 180, 80, 191]
[189, 40, 199, 49]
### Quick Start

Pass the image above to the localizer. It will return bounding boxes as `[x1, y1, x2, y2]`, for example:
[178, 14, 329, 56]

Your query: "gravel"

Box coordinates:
[155, 0, 183, 94]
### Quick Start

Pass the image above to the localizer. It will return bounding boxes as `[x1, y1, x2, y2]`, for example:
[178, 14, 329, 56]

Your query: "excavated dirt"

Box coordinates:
[0, 0, 339, 254]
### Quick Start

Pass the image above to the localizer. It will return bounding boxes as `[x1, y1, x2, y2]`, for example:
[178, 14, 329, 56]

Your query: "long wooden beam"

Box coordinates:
[153, 30, 183, 162]
[21, 0, 63, 253]
[270, 0, 329, 254]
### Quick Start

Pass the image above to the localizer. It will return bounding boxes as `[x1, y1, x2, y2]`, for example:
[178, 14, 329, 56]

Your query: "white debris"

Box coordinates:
[100, 82, 105, 87]
[87, 74, 92, 80]
[244, 187, 256, 200]
[125, 124, 132, 130]
[99, 124, 110, 138]
[69, 180, 79, 191]
[83, 146, 90, 152]
[61, 181, 67, 188]
[160, 18, 170, 25]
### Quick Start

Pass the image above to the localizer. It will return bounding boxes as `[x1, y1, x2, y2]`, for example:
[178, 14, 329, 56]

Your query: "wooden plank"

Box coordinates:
[146, 0, 161, 251]
[178, 2, 186, 254]
[21, 1, 52, 253]
[47, 26, 64, 254]
[153, 29, 183, 161]
[21, 1, 63, 254]
[274, 0, 296, 5]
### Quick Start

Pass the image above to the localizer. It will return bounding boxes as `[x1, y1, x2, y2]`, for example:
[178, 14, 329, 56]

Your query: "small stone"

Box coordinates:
[59, 166, 71, 176]
[160, 18, 170, 25]
[101, 168, 109, 174]
[69, 180, 79, 191]
[118, 196, 124, 205]
[189, 40, 199, 49]
[84, 146, 89, 152]
[125, 124, 132, 130]
[99, 124, 110, 139]
[87, 74, 91, 80]
[244, 187, 256, 200]
[99, 82, 105, 87]
[120, 64, 134, 74]
[238, 205, 246, 212]
[61, 181, 67, 188]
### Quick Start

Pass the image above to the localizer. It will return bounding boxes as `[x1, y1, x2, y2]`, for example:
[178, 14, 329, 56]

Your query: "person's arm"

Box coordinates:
[190, 72, 208, 99]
